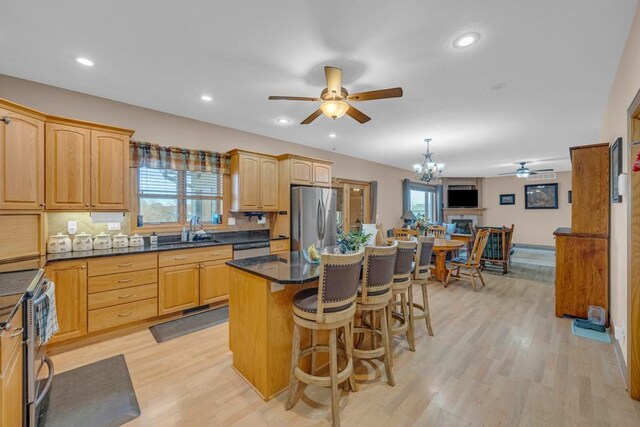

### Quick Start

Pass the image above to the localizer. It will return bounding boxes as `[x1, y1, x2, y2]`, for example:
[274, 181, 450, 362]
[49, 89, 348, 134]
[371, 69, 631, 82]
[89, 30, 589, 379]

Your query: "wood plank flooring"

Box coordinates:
[50, 273, 640, 426]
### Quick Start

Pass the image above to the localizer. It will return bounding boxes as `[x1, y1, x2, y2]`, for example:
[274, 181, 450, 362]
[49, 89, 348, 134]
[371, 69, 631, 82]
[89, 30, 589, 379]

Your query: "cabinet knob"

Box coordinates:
[85, 203, 89, 207]
[81, 265, 86, 269]
[39, 203, 46, 207]
[0, 116, 10, 125]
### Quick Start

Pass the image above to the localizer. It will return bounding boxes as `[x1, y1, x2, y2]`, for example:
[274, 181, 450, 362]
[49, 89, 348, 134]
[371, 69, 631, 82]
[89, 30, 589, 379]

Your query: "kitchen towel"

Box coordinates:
[37, 281, 60, 344]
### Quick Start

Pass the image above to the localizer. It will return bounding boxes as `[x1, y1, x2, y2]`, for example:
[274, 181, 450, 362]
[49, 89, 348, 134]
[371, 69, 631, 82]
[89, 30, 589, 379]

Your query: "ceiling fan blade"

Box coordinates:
[346, 105, 371, 124]
[532, 168, 554, 172]
[325, 66, 342, 97]
[498, 172, 518, 175]
[347, 87, 403, 102]
[268, 96, 321, 101]
[300, 109, 323, 125]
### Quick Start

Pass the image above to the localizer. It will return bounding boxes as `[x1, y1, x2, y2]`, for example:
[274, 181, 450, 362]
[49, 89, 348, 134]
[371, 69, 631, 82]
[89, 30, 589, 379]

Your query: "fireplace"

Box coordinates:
[451, 218, 473, 234]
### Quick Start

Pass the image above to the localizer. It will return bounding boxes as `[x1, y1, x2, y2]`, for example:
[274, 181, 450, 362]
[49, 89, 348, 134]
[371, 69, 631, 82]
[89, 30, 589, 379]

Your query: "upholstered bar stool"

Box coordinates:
[352, 242, 398, 387]
[285, 249, 365, 427]
[388, 238, 418, 354]
[412, 236, 435, 336]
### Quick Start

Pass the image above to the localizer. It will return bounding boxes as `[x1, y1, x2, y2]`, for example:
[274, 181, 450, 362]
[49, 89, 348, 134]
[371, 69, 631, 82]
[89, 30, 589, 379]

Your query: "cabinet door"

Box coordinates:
[158, 264, 200, 315]
[238, 154, 261, 210]
[46, 123, 91, 210]
[0, 108, 44, 210]
[260, 157, 279, 211]
[91, 130, 130, 210]
[44, 261, 88, 343]
[290, 159, 313, 185]
[312, 163, 331, 186]
[199, 260, 229, 305]
[1, 342, 23, 427]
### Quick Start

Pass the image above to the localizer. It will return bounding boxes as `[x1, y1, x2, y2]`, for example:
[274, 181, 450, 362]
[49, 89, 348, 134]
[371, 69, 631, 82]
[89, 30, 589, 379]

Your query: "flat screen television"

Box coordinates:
[448, 189, 478, 208]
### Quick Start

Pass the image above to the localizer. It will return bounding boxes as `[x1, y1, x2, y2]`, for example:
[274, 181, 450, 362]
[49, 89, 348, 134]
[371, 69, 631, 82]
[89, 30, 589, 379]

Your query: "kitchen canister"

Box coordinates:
[93, 232, 112, 250]
[112, 233, 129, 248]
[72, 232, 93, 252]
[47, 233, 72, 254]
[129, 233, 144, 247]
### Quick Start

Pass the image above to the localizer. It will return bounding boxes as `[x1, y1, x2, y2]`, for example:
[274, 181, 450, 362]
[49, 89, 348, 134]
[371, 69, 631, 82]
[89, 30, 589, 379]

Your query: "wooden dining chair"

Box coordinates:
[426, 225, 447, 239]
[393, 227, 419, 241]
[447, 229, 490, 291]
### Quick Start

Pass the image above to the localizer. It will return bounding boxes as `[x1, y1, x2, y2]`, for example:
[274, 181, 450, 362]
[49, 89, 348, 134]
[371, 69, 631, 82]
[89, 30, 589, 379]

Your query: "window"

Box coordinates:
[409, 184, 440, 223]
[137, 166, 224, 227]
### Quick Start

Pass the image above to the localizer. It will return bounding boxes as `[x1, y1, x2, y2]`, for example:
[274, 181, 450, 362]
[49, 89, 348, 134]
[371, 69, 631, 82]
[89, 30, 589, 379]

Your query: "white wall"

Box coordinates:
[599, 1, 640, 365]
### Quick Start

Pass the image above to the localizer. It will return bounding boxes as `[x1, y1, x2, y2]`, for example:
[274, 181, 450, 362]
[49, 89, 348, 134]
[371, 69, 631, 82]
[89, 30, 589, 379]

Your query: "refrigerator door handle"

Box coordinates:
[317, 199, 323, 243]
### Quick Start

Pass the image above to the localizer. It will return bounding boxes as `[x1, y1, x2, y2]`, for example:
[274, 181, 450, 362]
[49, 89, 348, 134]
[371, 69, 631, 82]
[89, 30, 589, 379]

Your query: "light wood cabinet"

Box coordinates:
[200, 260, 229, 305]
[158, 264, 200, 315]
[313, 163, 331, 185]
[0, 104, 45, 210]
[290, 159, 313, 184]
[1, 334, 23, 427]
[278, 154, 332, 187]
[45, 118, 133, 211]
[570, 144, 609, 235]
[230, 150, 279, 212]
[45, 260, 88, 343]
[269, 239, 289, 254]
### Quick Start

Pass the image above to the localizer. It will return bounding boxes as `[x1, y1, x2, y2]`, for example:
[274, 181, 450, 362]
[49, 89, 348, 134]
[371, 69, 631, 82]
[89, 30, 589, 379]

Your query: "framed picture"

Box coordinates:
[525, 183, 558, 209]
[611, 137, 623, 203]
[499, 194, 515, 205]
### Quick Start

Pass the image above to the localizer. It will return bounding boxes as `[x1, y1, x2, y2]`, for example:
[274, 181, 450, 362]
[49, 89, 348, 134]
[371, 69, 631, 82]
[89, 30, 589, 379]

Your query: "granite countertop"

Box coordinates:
[226, 252, 322, 285]
[0, 269, 42, 329]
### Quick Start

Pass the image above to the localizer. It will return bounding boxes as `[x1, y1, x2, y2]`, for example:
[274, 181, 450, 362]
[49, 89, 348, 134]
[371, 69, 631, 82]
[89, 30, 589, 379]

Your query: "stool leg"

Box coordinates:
[344, 322, 357, 392]
[285, 323, 301, 410]
[311, 330, 317, 375]
[381, 306, 395, 386]
[421, 282, 434, 336]
[329, 328, 341, 427]
[405, 289, 416, 351]
[387, 302, 394, 367]
[371, 310, 378, 350]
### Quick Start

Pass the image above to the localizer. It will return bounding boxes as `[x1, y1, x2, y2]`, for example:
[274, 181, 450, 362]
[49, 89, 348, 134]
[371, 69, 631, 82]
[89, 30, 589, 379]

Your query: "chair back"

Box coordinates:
[414, 236, 435, 280]
[393, 238, 417, 286]
[475, 224, 514, 262]
[393, 227, 419, 241]
[426, 225, 447, 239]
[360, 241, 397, 304]
[468, 229, 490, 266]
[316, 248, 365, 323]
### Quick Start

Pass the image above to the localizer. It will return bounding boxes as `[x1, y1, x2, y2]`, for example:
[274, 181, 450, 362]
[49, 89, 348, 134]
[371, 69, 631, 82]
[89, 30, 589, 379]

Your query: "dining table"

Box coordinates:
[431, 238, 465, 285]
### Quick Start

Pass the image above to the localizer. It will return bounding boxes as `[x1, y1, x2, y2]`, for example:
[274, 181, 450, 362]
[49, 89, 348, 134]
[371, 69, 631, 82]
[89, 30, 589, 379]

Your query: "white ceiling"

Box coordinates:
[0, 1, 636, 176]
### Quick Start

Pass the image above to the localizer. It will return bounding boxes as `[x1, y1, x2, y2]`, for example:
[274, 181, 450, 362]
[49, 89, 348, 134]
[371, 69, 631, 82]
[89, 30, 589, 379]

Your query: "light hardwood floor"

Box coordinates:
[50, 274, 640, 426]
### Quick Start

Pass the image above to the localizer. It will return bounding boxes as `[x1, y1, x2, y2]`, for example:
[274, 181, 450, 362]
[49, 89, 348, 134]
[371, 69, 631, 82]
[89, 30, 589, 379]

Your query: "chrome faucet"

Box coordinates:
[188, 216, 201, 241]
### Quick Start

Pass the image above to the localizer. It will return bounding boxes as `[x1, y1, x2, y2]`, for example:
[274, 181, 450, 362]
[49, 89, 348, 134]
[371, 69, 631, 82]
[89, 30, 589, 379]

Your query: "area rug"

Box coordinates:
[150, 306, 228, 343]
[41, 354, 140, 427]
[482, 262, 555, 284]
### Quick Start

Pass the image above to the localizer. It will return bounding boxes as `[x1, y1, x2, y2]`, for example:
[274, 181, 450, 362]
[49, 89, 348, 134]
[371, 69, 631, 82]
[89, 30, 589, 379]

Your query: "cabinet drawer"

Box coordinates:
[158, 245, 232, 267]
[88, 253, 157, 277]
[88, 268, 157, 293]
[88, 298, 157, 333]
[89, 283, 157, 310]
[1, 306, 23, 373]
[270, 240, 289, 253]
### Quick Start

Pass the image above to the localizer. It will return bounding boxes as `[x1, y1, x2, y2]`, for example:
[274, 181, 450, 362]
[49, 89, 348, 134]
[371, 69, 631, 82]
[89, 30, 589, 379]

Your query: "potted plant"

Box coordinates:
[337, 230, 372, 253]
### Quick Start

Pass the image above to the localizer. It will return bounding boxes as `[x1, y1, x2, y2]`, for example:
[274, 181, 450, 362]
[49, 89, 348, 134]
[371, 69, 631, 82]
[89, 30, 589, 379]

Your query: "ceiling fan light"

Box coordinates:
[516, 170, 530, 178]
[320, 100, 349, 119]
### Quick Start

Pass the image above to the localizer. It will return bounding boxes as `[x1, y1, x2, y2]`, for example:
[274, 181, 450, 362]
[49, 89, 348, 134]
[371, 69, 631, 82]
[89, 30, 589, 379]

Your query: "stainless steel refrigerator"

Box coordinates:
[291, 186, 337, 251]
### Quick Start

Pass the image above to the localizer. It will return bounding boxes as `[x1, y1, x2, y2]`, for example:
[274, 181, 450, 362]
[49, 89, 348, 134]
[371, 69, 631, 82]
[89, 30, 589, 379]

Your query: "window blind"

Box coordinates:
[138, 167, 179, 196]
[185, 171, 222, 197]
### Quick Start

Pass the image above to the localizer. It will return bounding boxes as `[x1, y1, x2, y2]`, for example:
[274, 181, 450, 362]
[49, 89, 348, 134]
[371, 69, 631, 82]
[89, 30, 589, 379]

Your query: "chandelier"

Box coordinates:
[413, 138, 445, 182]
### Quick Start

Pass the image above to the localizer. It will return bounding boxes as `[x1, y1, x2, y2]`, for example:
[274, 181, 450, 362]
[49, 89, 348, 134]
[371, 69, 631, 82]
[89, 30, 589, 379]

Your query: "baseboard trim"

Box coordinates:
[513, 243, 555, 251]
[611, 331, 629, 390]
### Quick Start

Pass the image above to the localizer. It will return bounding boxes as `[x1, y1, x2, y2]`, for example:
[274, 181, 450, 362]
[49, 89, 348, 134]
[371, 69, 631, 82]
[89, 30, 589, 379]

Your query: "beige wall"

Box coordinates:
[0, 74, 415, 231]
[599, 2, 640, 365]
[482, 173, 571, 247]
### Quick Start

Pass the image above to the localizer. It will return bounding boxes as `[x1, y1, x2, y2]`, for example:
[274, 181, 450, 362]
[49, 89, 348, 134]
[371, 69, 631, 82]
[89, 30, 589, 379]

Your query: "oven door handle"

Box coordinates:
[35, 355, 54, 407]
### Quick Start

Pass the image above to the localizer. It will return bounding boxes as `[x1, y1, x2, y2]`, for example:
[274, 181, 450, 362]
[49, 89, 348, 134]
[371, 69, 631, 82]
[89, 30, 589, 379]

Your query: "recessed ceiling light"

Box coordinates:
[201, 95, 213, 102]
[329, 133, 337, 138]
[453, 32, 480, 48]
[276, 118, 290, 124]
[76, 57, 94, 67]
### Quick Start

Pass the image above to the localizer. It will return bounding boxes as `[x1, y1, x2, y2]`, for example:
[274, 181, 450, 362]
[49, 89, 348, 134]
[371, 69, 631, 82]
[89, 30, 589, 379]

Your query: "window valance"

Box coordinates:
[129, 140, 230, 174]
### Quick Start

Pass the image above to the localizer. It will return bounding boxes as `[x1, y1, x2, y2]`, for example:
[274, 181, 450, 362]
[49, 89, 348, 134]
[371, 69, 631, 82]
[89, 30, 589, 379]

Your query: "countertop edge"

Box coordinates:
[226, 261, 318, 285]
[553, 227, 609, 239]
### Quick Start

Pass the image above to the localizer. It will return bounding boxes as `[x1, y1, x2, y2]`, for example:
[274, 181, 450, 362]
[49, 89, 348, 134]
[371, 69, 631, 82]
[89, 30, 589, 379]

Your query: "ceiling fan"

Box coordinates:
[499, 162, 554, 178]
[268, 66, 403, 124]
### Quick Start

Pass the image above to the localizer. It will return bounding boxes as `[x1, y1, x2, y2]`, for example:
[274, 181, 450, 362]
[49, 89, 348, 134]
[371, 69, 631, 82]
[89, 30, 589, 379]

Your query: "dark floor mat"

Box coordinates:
[42, 354, 140, 427]
[150, 306, 228, 343]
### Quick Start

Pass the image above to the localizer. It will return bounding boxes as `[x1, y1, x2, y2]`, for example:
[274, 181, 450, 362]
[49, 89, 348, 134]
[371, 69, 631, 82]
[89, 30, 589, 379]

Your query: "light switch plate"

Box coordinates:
[67, 221, 77, 235]
[107, 222, 121, 231]
[228, 217, 236, 226]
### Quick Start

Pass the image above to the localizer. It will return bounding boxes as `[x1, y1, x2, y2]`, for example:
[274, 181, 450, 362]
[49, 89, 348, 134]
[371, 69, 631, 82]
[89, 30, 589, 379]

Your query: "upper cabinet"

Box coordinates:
[45, 117, 133, 211]
[570, 143, 609, 235]
[278, 154, 332, 187]
[0, 101, 45, 210]
[229, 150, 279, 212]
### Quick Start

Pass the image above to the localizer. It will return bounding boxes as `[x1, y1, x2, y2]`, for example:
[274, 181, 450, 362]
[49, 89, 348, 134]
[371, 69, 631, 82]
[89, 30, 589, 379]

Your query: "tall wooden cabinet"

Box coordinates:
[0, 100, 45, 210]
[229, 150, 279, 212]
[45, 118, 133, 211]
[555, 143, 609, 325]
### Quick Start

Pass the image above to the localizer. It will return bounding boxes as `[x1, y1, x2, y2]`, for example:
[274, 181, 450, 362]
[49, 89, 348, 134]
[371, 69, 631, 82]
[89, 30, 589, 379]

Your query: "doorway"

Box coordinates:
[334, 179, 371, 234]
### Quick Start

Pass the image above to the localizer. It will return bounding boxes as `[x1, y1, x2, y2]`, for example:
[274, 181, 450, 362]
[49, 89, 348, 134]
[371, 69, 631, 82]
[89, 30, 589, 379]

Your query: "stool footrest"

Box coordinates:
[294, 357, 353, 388]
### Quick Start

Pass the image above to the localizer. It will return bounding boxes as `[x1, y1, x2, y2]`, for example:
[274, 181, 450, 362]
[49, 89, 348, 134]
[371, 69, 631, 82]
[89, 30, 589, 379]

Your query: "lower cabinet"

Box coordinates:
[200, 260, 229, 305]
[1, 306, 23, 427]
[158, 264, 200, 315]
[44, 260, 88, 343]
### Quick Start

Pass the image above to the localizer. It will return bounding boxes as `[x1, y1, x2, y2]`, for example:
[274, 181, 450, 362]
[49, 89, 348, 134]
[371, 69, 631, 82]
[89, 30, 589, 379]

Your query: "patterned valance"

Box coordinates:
[129, 140, 230, 174]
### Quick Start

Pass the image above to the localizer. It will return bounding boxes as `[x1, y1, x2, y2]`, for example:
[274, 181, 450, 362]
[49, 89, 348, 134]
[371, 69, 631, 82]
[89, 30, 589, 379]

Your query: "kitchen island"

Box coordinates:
[226, 252, 323, 400]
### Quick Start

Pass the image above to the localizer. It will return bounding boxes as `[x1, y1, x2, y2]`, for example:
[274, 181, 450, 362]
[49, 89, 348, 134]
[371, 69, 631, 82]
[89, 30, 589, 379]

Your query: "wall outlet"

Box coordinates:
[615, 325, 626, 342]
[107, 222, 121, 231]
[228, 217, 236, 226]
[67, 221, 77, 235]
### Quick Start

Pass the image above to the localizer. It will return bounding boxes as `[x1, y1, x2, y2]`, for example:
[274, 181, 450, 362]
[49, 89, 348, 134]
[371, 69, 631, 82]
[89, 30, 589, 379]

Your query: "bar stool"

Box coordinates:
[412, 236, 435, 336]
[285, 249, 365, 427]
[388, 238, 417, 353]
[352, 242, 398, 387]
